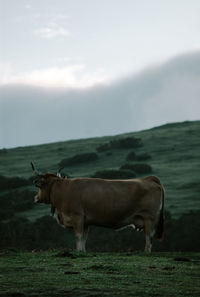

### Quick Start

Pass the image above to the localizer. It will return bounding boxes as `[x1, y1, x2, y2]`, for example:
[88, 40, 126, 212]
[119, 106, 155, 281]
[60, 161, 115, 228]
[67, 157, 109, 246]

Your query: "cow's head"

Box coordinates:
[31, 162, 62, 204]
[34, 173, 58, 203]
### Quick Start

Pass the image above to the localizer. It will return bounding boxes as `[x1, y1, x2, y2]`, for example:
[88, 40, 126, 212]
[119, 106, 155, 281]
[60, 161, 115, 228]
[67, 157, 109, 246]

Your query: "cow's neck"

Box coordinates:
[49, 178, 66, 215]
[48, 178, 58, 204]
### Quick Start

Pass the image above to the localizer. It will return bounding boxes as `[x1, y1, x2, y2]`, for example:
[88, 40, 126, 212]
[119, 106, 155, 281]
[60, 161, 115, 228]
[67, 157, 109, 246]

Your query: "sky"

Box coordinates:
[0, 0, 200, 148]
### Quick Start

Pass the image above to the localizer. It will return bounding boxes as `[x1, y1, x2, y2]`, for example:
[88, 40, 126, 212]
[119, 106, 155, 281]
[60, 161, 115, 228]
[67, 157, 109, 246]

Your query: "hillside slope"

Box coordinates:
[0, 120, 200, 218]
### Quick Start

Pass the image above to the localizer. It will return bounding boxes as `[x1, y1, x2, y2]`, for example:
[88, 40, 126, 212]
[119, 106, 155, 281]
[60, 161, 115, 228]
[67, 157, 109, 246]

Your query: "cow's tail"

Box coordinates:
[156, 185, 165, 241]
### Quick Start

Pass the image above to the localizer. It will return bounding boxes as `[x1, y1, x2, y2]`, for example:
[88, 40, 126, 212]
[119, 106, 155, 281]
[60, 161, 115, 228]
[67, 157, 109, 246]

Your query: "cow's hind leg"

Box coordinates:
[82, 226, 89, 252]
[144, 219, 154, 253]
[72, 216, 85, 252]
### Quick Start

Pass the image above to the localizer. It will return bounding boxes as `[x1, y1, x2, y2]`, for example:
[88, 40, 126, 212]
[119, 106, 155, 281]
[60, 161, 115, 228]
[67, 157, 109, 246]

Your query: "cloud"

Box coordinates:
[33, 13, 41, 19]
[0, 52, 200, 148]
[34, 25, 70, 39]
[56, 57, 80, 63]
[0, 65, 109, 88]
[0, 63, 12, 84]
[25, 4, 31, 9]
[51, 14, 70, 22]
[33, 13, 71, 39]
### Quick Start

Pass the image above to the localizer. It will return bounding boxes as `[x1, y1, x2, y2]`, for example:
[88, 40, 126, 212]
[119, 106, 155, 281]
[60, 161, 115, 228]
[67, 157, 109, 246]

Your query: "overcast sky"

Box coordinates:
[0, 0, 200, 148]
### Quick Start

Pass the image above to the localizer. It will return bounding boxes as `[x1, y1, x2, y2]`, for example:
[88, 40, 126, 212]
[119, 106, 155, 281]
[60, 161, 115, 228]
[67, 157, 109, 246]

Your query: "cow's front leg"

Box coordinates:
[75, 233, 84, 251]
[145, 234, 152, 252]
[144, 219, 154, 253]
[73, 216, 85, 252]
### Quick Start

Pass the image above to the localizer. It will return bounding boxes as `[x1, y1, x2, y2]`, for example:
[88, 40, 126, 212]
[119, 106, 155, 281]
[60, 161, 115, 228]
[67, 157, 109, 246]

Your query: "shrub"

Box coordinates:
[59, 152, 98, 167]
[1, 210, 200, 251]
[92, 169, 136, 179]
[154, 210, 200, 252]
[106, 151, 112, 156]
[0, 209, 14, 221]
[96, 143, 111, 152]
[0, 175, 30, 191]
[13, 190, 35, 212]
[135, 153, 151, 161]
[126, 151, 136, 161]
[110, 137, 143, 149]
[96, 137, 143, 152]
[0, 216, 74, 250]
[126, 152, 151, 162]
[0, 190, 35, 221]
[120, 163, 152, 174]
[0, 148, 8, 154]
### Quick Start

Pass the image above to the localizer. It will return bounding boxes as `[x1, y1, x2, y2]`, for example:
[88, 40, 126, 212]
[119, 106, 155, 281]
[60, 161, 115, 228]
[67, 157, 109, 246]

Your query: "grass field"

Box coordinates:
[0, 250, 200, 297]
[0, 120, 200, 219]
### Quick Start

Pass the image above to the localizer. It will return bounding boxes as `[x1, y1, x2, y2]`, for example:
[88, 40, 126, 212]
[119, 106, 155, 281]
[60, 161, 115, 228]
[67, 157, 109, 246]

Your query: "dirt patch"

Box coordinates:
[88, 264, 118, 274]
[54, 251, 77, 259]
[174, 257, 190, 262]
[0, 293, 25, 297]
[64, 271, 80, 275]
[162, 266, 176, 270]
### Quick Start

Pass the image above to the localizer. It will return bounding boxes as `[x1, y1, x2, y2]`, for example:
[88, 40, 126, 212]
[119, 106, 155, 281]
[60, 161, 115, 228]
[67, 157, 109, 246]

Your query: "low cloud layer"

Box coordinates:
[1, 52, 200, 148]
[0, 64, 108, 88]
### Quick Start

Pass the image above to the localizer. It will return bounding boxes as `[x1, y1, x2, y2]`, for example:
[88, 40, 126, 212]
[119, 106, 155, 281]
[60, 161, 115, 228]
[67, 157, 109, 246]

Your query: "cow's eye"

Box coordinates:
[33, 179, 39, 187]
[33, 179, 45, 188]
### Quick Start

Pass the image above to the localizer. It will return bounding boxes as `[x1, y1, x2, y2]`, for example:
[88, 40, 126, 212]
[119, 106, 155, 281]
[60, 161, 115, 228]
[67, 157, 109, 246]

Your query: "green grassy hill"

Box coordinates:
[0, 120, 200, 220]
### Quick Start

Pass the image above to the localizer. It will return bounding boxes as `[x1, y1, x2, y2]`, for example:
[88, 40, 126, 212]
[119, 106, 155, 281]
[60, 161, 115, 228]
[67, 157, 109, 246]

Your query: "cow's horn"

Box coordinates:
[31, 162, 42, 176]
[57, 167, 64, 177]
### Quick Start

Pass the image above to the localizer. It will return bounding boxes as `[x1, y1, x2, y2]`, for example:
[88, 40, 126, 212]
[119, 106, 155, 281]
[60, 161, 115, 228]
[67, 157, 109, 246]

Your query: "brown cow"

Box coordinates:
[31, 163, 164, 252]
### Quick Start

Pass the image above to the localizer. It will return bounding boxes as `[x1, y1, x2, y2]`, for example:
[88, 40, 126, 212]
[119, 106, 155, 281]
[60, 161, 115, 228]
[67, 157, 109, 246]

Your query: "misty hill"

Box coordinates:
[0, 120, 200, 220]
[1, 51, 200, 148]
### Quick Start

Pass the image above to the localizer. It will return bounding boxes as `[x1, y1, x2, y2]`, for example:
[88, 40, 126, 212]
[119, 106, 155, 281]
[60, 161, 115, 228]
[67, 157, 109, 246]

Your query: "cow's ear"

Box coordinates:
[57, 167, 64, 177]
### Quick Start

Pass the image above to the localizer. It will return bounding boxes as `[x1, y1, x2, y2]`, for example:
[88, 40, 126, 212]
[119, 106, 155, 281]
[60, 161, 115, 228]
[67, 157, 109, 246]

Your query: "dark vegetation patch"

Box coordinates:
[0, 148, 8, 154]
[0, 175, 30, 191]
[120, 163, 152, 174]
[174, 257, 190, 262]
[0, 216, 74, 250]
[91, 169, 136, 179]
[59, 152, 98, 167]
[63, 271, 80, 275]
[3, 293, 25, 297]
[135, 153, 151, 161]
[0, 190, 35, 221]
[126, 151, 151, 162]
[96, 143, 111, 152]
[126, 151, 136, 161]
[96, 136, 143, 152]
[0, 210, 200, 252]
[55, 250, 91, 258]
[89, 264, 105, 270]
[55, 250, 77, 258]
[177, 181, 200, 191]
[89, 264, 118, 274]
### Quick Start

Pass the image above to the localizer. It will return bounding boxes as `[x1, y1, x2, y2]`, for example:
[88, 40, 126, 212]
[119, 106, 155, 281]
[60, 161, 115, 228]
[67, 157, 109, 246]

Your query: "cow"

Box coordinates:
[31, 162, 165, 252]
